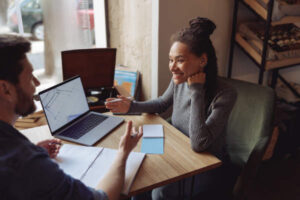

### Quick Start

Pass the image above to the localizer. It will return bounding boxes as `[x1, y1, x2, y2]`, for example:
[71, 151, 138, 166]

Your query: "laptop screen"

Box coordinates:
[39, 76, 90, 133]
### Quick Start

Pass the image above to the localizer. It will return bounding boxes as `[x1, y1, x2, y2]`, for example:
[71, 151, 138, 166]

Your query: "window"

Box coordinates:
[1, 0, 107, 90]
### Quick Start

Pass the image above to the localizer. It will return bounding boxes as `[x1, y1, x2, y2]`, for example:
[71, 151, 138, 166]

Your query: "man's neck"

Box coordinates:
[0, 108, 18, 126]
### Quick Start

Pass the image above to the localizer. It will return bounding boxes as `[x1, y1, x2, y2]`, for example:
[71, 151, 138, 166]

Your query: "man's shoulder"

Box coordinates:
[0, 131, 47, 172]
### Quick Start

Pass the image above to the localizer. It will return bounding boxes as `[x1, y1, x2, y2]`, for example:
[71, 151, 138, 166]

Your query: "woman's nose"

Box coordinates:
[169, 62, 176, 71]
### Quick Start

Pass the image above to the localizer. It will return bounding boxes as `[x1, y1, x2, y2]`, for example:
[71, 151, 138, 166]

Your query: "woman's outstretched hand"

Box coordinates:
[105, 95, 132, 114]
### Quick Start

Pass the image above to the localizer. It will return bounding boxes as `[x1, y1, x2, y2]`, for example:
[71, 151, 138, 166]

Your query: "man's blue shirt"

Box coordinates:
[0, 120, 108, 200]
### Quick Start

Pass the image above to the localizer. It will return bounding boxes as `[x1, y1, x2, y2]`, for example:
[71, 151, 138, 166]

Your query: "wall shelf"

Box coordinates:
[228, 0, 300, 97]
[236, 33, 300, 70]
[244, 0, 300, 25]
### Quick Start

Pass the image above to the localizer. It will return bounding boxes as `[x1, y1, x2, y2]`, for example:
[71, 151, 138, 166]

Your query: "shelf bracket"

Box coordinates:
[278, 74, 300, 98]
[227, 0, 239, 78]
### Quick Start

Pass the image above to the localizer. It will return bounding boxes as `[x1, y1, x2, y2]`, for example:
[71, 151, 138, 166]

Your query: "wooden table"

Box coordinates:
[21, 113, 222, 197]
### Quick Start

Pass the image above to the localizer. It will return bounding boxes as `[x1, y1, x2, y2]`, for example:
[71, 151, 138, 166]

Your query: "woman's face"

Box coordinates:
[169, 41, 206, 85]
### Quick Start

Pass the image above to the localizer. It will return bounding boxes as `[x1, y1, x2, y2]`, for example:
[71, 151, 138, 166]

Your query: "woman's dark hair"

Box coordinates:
[171, 17, 218, 105]
[0, 34, 31, 85]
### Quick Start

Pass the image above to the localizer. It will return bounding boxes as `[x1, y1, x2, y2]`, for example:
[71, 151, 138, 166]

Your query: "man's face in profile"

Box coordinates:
[14, 57, 40, 117]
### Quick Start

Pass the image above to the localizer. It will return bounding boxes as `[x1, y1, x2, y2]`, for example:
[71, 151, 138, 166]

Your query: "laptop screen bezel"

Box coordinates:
[38, 75, 90, 135]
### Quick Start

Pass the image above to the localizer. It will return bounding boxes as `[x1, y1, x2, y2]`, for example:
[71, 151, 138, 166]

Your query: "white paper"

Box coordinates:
[21, 125, 53, 144]
[81, 148, 145, 195]
[123, 151, 146, 194]
[81, 148, 116, 188]
[143, 124, 164, 138]
[53, 144, 104, 180]
[54, 144, 145, 195]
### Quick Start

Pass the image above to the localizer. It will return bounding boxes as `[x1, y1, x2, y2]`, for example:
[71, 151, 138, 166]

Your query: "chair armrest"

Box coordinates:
[263, 126, 279, 160]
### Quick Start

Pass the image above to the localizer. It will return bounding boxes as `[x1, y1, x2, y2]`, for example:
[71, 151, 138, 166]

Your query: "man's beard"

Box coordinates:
[15, 86, 36, 117]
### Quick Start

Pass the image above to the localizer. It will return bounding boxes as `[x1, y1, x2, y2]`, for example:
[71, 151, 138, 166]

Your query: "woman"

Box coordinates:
[106, 17, 237, 199]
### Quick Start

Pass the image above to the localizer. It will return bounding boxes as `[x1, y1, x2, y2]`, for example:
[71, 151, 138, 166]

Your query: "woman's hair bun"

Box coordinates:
[189, 17, 216, 37]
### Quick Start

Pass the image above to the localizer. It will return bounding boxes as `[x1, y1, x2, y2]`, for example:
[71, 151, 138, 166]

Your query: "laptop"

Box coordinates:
[39, 76, 124, 146]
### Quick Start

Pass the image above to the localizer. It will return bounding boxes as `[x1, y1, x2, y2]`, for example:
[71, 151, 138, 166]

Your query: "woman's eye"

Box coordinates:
[177, 59, 184, 63]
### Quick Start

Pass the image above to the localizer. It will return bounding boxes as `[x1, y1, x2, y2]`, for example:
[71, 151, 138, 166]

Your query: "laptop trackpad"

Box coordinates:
[78, 115, 123, 145]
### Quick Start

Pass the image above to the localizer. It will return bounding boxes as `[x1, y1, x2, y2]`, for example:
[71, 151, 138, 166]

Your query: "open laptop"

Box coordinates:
[39, 76, 124, 146]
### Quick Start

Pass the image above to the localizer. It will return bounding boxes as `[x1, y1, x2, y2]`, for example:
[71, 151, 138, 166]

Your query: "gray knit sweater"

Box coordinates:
[129, 78, 237, 158]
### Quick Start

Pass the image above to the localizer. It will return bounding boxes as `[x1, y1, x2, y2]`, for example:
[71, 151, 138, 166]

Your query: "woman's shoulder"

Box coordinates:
[215, 77, 237, 100]
[217, 77, 236, 91]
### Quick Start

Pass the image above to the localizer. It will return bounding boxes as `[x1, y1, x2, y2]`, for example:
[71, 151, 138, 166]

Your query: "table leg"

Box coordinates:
[182, 179, 185, 198]
[190, 176, 195, 200]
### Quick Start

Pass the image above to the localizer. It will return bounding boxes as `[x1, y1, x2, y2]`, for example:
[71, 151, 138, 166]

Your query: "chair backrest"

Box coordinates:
[224, 78, 275, 168]
[61, 48, 116, 90]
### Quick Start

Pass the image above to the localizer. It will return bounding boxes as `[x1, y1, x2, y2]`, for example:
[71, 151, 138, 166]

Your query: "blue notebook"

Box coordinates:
[141, 138, 164, 154]
[140, 124, 164, 154]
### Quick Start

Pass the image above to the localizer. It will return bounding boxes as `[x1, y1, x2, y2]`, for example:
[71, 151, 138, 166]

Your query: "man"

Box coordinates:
[0, 34, 142, 200]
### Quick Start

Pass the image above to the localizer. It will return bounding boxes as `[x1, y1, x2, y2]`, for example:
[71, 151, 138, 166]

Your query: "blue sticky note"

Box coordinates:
[141, 138, 164, 154]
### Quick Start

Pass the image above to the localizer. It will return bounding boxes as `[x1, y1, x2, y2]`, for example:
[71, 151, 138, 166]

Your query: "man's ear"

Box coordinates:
[200, 53, 208, 67]
[0, 80, 14, 99]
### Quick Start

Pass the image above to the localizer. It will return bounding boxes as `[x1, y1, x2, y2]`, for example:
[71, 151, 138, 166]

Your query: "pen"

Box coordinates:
[48, 141, 62, 146]
[131, 133, 137, 138]
[105, 97, 133, 104]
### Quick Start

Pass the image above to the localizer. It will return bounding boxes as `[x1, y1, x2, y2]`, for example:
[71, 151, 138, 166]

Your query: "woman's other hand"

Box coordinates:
[105, 95, 132, 114]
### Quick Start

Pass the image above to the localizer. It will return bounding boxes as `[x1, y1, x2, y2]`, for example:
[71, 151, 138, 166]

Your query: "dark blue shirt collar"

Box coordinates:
[0, 120, 30, 141]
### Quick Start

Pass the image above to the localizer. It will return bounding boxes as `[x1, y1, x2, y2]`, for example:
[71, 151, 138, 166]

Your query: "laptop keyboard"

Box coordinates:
[59, 114, 108, 139]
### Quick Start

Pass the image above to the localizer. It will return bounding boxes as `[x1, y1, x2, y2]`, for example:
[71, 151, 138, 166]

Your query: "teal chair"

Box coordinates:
[224, 78, 276, 200]
[166, 78, 275, 200]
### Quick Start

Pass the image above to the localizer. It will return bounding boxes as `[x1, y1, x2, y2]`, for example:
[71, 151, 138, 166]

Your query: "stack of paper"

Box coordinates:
[141, 124, 164, 154]
[54, 144, 145, 195]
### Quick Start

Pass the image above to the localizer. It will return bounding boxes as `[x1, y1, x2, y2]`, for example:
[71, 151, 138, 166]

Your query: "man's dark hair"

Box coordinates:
[0, 34, 31, 85]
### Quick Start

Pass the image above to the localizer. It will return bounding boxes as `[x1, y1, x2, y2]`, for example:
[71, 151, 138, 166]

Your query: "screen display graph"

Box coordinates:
[39, 77, 89, 132]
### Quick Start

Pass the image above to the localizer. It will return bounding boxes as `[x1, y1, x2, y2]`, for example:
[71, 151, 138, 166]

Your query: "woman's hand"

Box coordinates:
[118, 121, 143, 157]
[187, 72, 206, 86]
[105, 95, 132, 114]
[37, 138, 62, 158]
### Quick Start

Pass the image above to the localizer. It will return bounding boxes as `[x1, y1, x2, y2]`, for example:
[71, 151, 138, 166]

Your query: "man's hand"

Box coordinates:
[37, 139, 62, 158]
[118, 121, 143, 158]
[96, 121, 142, 200]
